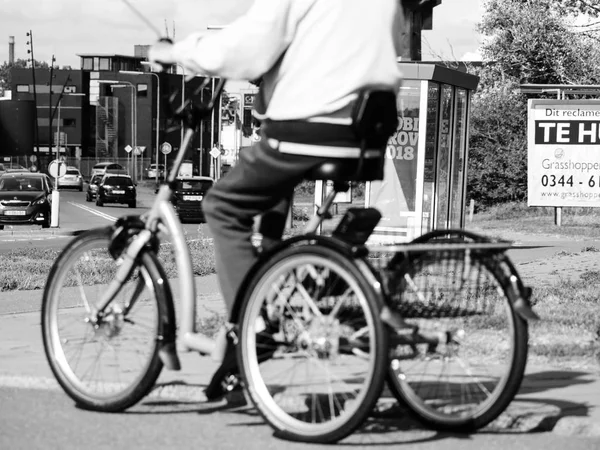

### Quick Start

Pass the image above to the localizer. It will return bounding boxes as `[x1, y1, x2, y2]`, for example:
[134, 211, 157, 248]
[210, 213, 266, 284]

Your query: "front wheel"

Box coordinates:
[384, 250, 528, 432]
[41, 227, 167, 412]
[238, 244, 388, 443]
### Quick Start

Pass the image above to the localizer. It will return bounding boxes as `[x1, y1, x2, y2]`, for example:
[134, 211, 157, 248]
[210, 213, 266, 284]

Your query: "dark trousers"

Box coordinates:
[202, 137, 325, 317]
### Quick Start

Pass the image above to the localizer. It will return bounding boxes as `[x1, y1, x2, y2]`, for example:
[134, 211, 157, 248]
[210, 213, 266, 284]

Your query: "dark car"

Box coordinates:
[96, 174, 137, 208]
[86, 174, 103, 202]
[0, 173, 53, 229]
[172, 176, 214, 222]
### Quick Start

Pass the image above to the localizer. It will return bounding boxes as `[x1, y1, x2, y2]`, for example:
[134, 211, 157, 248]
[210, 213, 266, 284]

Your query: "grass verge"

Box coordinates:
[1, 200, 599, 367]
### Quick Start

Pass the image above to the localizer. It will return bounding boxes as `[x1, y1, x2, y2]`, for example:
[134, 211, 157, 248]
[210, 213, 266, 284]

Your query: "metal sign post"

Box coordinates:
[124, 145, 133, 176]
[48, 160, 67, 227]
[160, 142, 172, 182]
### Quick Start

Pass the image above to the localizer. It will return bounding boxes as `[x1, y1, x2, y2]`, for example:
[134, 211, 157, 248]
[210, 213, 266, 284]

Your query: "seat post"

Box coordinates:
[306, 182, 348, 235]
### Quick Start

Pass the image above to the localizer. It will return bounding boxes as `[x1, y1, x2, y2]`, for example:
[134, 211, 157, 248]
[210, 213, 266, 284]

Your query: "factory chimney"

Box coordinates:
[9, 36, 15, 64]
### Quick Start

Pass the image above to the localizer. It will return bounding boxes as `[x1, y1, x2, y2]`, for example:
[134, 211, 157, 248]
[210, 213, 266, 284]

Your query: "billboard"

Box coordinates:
[366, 82, 422, 242]
[528, 99, 600, 207]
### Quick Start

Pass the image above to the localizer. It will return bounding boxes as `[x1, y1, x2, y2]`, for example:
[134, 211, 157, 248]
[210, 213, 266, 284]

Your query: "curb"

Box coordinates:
[0, 228, 82, 237]
[553, 417, 600, 437]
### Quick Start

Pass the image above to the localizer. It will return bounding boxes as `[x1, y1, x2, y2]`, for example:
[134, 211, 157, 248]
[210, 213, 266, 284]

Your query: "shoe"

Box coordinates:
[204, 330, 278, 401]
[205, 340, 239, 401]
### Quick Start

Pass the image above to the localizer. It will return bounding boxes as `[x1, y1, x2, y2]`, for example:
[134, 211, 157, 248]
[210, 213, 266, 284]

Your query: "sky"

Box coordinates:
[0, 0, 484, 68]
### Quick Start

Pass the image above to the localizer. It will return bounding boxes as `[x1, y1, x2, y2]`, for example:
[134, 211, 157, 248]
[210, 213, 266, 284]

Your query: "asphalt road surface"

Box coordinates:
[2, 385, 599, 450]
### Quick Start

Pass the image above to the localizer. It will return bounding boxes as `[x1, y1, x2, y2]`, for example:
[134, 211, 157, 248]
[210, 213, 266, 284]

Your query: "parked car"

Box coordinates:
[90, 162, 126, 180]
[0, 172, 53, 229]
[96, 174, 137, 208]
[145, 164, 165, 179]
[171, 176, 214, 222]
[0, 163, 29, 175]
[86, 174, 103, 202]
[57, 167, 83, 191]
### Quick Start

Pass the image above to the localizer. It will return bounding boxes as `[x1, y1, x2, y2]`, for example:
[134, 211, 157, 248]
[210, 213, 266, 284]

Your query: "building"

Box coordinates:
[5, 51, 221, 177]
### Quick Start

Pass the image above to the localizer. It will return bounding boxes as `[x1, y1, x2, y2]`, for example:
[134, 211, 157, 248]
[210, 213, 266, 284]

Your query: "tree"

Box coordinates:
[479, 0, 600, 84]
[467, 0, 600, 207]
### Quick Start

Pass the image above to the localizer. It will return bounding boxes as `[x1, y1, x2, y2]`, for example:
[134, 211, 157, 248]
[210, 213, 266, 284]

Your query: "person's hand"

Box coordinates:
[148, 38, 175, 72]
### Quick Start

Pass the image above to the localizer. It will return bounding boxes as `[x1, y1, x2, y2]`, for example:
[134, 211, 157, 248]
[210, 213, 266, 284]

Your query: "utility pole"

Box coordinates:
[48, 54, 56, 171]
[26, 31, 41, 165]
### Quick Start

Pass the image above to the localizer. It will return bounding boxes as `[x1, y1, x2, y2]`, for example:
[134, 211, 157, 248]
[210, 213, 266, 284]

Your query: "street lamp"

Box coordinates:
[50, 92, 85, 228]
[121, 69, 161, 187]
[97, 80, 137, 179]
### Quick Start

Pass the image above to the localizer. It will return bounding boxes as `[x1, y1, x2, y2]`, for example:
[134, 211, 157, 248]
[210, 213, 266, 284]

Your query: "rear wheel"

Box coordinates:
[238, 244, 388, 443]
[385, 249, 528, 432]
[129, 200, 137, 208]
[41, 227, 166, 412]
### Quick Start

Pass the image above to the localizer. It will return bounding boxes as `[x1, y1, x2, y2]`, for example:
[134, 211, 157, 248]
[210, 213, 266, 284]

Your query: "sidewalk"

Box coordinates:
[1, 230, 600, 437]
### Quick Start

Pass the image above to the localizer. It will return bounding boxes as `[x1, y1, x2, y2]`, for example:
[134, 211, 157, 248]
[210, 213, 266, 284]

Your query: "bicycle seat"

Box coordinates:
[307, 86, 398, 182]
[306, 156, 385, 182]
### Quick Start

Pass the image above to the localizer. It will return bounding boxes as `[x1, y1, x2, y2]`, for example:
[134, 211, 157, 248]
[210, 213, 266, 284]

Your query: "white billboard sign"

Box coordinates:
[528, 99, 600, 207]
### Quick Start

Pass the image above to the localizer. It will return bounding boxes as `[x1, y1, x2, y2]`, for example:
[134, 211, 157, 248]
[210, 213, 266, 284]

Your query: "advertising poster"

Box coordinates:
[367, 83, 421, 240]
[528, 100, 600, 207]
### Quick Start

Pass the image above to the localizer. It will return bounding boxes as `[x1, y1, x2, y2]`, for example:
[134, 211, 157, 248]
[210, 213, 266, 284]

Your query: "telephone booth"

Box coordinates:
[366, 63, 479, 243]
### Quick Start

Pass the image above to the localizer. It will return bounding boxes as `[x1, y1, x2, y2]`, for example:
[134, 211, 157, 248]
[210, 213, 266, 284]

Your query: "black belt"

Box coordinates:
[262, 120, 360, 147]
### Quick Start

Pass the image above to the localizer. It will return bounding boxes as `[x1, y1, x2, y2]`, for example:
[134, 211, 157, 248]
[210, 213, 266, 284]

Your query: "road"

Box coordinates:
[1, 385, 599, 450]
[0, 185, 211, 251]
[1, 191, 600, 448]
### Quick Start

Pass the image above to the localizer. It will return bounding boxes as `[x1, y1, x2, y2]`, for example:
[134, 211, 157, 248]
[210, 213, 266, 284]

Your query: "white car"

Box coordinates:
[90, 162, 126, 179]
[57, 167, 84, 191]
[146, 164, 165, 179]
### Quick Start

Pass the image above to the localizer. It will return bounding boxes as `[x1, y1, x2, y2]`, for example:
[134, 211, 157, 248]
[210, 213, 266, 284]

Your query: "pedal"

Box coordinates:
[221, 373, 240, 393]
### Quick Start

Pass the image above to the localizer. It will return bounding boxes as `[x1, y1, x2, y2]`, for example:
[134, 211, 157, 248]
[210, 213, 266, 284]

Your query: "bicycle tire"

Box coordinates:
[384, 249, 528, 432]
[237, 244, 388, 443]
[42, 227, 167, 412]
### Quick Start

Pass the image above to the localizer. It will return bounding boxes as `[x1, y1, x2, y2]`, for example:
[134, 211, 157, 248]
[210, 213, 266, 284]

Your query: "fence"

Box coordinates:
[0, 155, 152, 181]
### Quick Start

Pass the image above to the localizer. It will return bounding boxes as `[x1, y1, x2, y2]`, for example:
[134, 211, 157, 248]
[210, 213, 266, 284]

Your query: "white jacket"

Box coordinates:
[171, 0, 403, 125]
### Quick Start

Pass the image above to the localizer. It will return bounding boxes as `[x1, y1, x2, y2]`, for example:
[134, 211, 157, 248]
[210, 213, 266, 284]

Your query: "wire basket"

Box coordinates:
[367, 240, 516, 320]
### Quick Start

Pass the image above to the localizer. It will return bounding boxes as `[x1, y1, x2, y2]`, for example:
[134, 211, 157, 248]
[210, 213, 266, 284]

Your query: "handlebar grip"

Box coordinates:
[150, 38, 174, 73]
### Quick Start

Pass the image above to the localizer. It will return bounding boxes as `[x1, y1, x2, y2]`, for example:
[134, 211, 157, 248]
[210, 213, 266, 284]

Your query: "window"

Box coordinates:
[16, 85, 30, 93]
[177, 180, 213, 191]
[63, 119, 76, 128]
[99, 58, 111, 71]
[105, 176, 133, 186]
[137, 83, 148, 97]
[82, 57, 94, 71]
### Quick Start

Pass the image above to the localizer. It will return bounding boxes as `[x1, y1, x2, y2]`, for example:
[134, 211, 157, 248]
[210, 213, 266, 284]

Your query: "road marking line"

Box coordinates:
[69, 202, 117, 222]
